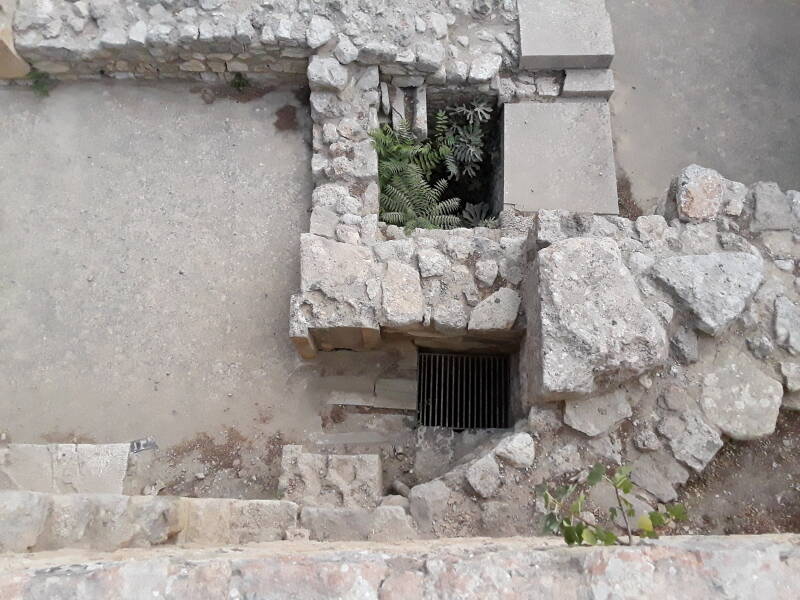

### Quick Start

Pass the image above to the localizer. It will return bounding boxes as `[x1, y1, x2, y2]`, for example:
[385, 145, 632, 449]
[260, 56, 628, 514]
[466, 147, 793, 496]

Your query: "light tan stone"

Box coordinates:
[0, 0, 30, 79]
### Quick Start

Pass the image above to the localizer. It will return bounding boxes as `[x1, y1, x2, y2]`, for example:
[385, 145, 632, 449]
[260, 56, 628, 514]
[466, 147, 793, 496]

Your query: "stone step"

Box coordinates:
[0, 490, 298, 553]
[0, 443, 132, 495]
[277, 444, 384, 509]
[500, 99, 618, 214]
[519, 0, 614, 70]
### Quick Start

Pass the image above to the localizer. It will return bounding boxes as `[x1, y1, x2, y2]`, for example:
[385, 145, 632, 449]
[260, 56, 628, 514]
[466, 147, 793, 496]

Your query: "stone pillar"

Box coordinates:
[0, 0, 30, 79]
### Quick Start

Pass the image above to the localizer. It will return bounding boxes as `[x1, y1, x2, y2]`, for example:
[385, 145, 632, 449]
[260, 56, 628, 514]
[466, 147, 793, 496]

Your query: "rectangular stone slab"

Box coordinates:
[501, 100, 619, 214]
[519, 0, 615, 69]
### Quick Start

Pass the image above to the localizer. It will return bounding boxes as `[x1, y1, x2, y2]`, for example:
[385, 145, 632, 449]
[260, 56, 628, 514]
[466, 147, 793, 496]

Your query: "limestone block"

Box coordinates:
[467, 288, 520, 332]
[409, 479, 450, 534]
[562, 69, 614, 99]
[519, 0, 614, 69]
[564, 389, 632, 437]
[775, 296, 800, 355]
[700, 346, 783, 441]
[630, 452, 690, 503]
[751, 182, 798, 232]
[493, 433, 535, 468]
[1, 0, 29, 78]
[278, 446, 383, 509]
[300, 505, 416, 541]
[178, 497, 298, 545]
[0, 443, 129, 494]
[501, 101, 618, 214]
[465, 454, 500, 499]
[381, 260, 424, 328]
[531, 237, 668, 400]
[0, 490, 48, 552]
[652, 252, 764, 336]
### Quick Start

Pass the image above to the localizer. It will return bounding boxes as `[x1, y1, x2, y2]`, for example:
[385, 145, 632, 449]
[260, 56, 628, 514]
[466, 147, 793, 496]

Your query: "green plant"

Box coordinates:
[27, 69, 54, 97]
[432, 101, 493, 180]
[370, 101, 495, 231]
[230, 72, 250, 92]
[371, 120, 462, 231]
[461, 202, 498, 228]
[539, 464, 689, 546]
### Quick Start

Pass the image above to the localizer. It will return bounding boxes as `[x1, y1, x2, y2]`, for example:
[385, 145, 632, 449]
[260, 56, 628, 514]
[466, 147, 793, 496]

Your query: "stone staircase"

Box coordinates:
[0, 441, 420, 552]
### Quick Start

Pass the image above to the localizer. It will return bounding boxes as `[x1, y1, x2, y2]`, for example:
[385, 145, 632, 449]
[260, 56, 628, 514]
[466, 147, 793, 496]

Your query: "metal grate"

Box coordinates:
[417, 350, 510, 429]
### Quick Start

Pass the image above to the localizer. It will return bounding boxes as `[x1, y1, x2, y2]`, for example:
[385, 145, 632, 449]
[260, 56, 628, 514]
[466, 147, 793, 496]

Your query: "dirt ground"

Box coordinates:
[678, 410, 800, 535]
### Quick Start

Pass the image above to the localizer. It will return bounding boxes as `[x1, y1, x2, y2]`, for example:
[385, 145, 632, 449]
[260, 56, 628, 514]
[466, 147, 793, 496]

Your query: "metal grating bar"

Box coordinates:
[416, 350, 510, 429]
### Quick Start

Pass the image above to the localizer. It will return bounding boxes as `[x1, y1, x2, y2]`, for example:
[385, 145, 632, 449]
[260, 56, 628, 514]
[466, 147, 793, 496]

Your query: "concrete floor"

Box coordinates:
[608, 0, 800, 211]
[0, 82, 320, 449]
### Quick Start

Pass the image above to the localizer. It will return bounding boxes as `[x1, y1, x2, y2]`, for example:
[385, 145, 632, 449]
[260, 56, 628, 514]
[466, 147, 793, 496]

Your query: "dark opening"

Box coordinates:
[417, 349, 511, 429]
[425, 96, 502, 224]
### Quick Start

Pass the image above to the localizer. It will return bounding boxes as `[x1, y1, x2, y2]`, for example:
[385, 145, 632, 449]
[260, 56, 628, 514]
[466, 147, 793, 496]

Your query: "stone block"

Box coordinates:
[278, 446, 383, 509]
[529, 237, 667, 401]
[300, 506, 417, 541]
[562, 69, 614, 98]
[700, 346, 783, 441]
[374, 378, 418, 410]
[0, 443, 129, 494]
[501, 101, 618, 214]
[178, 497, 298, 545]
[0, 0, 30, 79]
[519, 0, 615, 70]
[0, 491, 48, 552]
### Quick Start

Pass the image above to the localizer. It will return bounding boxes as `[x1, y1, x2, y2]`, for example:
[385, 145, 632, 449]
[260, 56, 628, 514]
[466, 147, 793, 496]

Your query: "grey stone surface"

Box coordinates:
[381, 260, 425, 328]
[374, 378, 417, 410]
[700, 346, 783, 440]
[474, 259, 498, 287]
[0, 83, 318, 453]
[608, 0, 800, 213]
[3, 535, 800, 598]
[432, 298, 469, 333]
[782, 362, 800, 393]
[652, 252, 764, 335]
[417, 248, 449, 278]
[562, 69, 615, 99]
[468, 52, 501, 82]
[0, 443, 129, 494]
[0, 490, 48, 552]
[775, 296, 800, 355]
[563, 389, 632, 437]
[670, 326, 699, 364]
[301, 505, 417, 542]
[531, 237, 667, 400]
[630, 453, 690, 503]
[409, 479, 450, 534]
[467, 288, 520, 332]
[278, 446, 383, 509]
[518, 0, 614, 69]
[659, 412, 723, 472]
[493, 433, 535, 469]
[502, 101, 618, 214]
[466, 454, 501, 499]
[751, 182, 797, 232]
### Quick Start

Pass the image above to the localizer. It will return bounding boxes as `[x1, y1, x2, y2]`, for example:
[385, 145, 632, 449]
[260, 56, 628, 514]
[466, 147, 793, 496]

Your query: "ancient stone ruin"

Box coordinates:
[1, 0, 799, 596]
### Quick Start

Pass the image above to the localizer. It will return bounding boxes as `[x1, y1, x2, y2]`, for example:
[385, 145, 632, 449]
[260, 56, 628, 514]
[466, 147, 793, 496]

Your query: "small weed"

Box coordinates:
[27, 69, 54, 97]
[538, 463, 689, 546]
[230, 73, 250, 93]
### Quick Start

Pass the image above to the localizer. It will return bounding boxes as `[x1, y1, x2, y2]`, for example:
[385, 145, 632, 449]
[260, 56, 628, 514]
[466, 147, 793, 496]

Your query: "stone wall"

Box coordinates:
[6, 0, 520, 83]
[1, 535, 798, 599]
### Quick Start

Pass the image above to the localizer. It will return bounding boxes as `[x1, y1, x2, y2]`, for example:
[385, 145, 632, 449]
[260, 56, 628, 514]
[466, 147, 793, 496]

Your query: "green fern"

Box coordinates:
[462, 203, 498, 228]
[370, 102, 495, 231]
